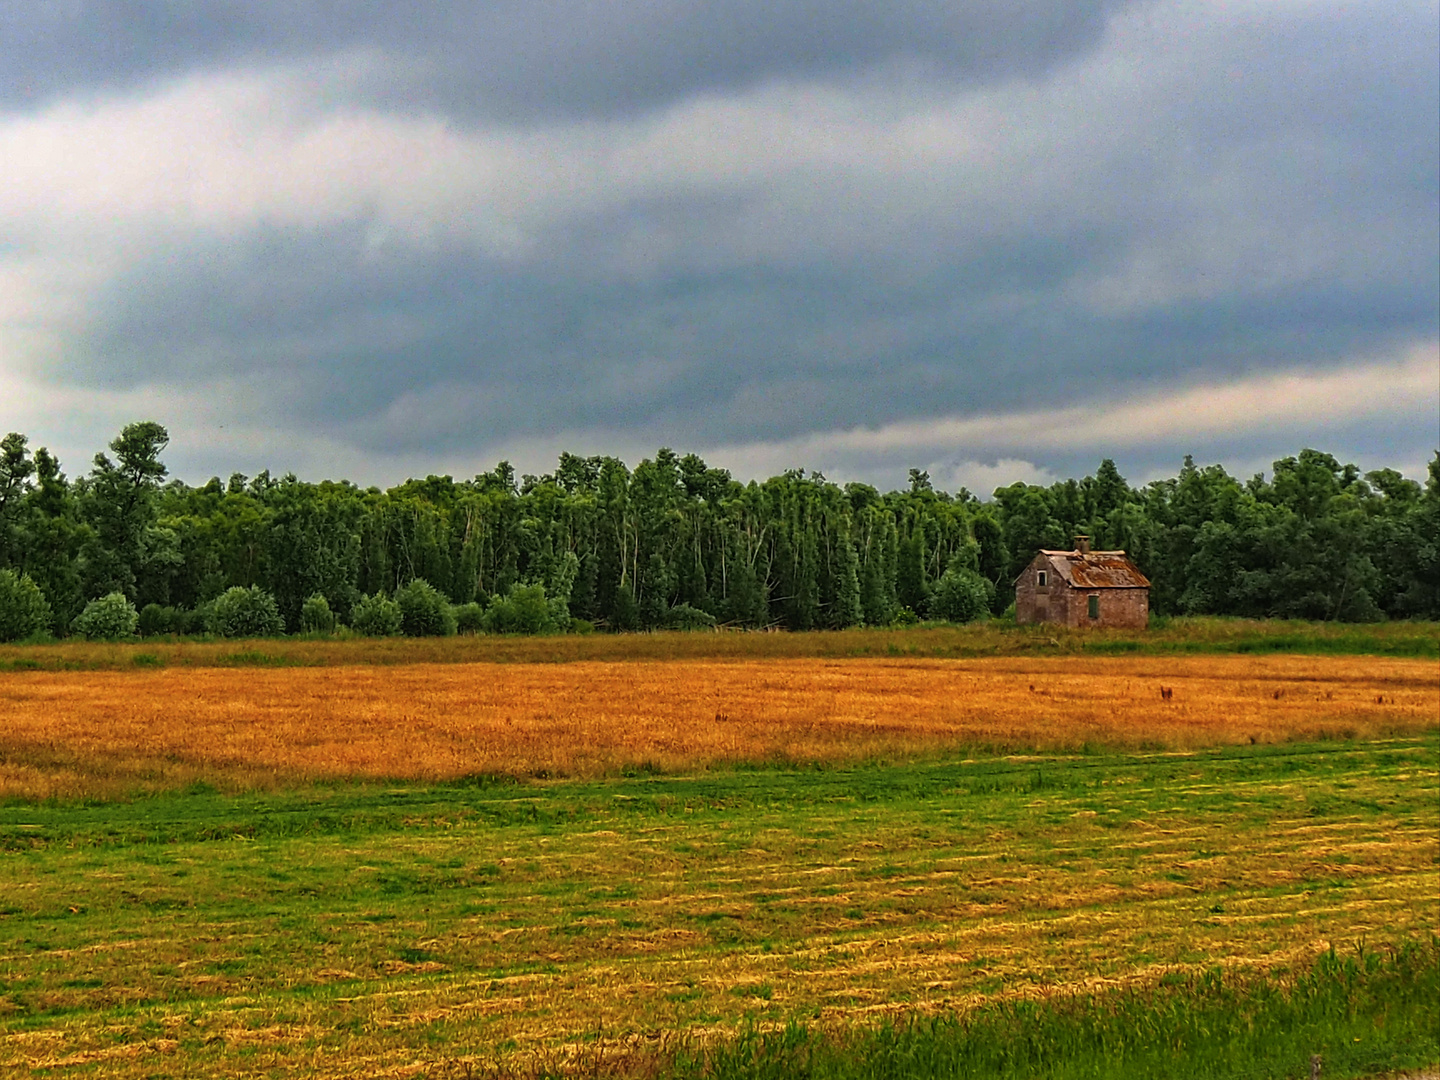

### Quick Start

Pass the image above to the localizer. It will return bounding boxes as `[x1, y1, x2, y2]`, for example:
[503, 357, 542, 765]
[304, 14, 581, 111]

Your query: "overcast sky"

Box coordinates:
[1, 0, 1436, 493]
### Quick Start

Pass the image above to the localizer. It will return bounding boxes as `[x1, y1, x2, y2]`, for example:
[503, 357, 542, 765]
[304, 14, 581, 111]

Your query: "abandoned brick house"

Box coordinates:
[1014, 536, 1150, 629]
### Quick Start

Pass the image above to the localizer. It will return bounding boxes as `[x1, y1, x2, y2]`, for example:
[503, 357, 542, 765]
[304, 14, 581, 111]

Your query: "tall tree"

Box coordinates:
[0, 432, 35, 569]
[78, 421, 170, 601]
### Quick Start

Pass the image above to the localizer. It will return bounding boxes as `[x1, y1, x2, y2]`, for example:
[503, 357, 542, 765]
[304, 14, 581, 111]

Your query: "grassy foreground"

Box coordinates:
[0, 736, 1434, 1077]
[0, 616, 1435, 673]
[676, 943, 1440, 1080]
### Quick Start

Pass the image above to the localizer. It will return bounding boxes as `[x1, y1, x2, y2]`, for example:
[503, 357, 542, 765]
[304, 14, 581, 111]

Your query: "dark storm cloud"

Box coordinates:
[1, 0, 1129, 118]
[72, 186, 1435, 459]
[59, 0, 1434, 449]
[3, 0, 1436, 488]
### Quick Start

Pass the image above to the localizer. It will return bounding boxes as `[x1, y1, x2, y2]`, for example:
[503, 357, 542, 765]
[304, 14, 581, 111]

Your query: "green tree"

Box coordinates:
[208, 585, 285, 638]
[928, 550, 993, 623]
[639, 551, 674, 629]
[0, 569, 51, 642]
[71, 592, 139, 640]
[79, 421, 170, 600]
[895, 520, 929, 615]
[350, 592, 402, 636]
[993, 483, 1067, 581]
[971, 509, 1009, 612]
[395, 578, 457, 636]
[859, 512, 898, 626]
[299, 593, 336, 633]
[830, 516, 864, 629]
[609, 581, 640, 631]
[484, 583, 560, 634]
[1086, 458, 1130, 522]
[263, 480, 362, 629]
[663, 603, 717, 630]
[18, 448, 86, 631]
[137, 603, 180, 637]
[453, 602, 485, 634]
[0, 432, 36, 569]
[546, 551, 581, 628]
[1350, 461, 1436, 619]
[1142, 456, 1244, 614]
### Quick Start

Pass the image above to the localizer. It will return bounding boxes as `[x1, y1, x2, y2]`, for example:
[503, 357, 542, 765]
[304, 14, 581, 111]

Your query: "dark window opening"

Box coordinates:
[1037, 571, 1048, 587]
[1088, 595, 1100, 619]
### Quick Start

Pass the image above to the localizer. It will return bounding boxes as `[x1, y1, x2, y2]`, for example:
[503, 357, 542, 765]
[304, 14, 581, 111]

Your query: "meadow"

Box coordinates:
[0, 616, 1435, 675]
[0, 631, 1435, 1077]
[0, 738, 1435, 1077]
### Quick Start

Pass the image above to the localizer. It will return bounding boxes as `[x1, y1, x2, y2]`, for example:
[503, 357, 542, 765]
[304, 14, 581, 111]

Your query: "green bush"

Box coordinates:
[178, 606, 210, 635]
[0, 570, 52, 642]
[453, 602, 485, 634]
[71, 592, 139, 640]
[664, 603, 717, 631]
[207, 586, 285, 638]
[350, 592, 402, 637]
[137, 603, 180, 637]
[395, 578, 456, 637]
[483, 583, 560, 634]
[299, 593, 336, 633]
[928, 568, 993, 624]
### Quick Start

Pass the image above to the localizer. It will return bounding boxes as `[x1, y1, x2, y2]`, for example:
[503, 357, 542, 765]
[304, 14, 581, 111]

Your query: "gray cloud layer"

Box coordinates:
[1, 0, 1127, 119]
[1, 0, 1436, 488]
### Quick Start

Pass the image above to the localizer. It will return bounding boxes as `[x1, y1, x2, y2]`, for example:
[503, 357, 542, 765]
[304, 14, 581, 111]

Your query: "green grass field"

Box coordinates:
[0, 734, 1435, 1077]
[1, 616, 1436, 673]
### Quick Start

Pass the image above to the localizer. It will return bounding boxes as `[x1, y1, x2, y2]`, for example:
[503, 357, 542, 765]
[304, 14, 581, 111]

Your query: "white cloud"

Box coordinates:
[930, 458, 1062, 493]
[699, 341, 1440, 480]
[3, 340, 1434, 490]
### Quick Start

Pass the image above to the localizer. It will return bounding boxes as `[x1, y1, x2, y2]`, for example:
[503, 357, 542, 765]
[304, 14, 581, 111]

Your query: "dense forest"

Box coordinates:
[0, 420, 1436, 640]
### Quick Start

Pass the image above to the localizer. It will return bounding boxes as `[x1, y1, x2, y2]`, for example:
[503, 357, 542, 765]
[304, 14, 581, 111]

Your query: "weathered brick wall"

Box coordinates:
[1015, 554, 1055, 625]
[1055, 586, 1149, 629]
[1015, 553, 1149, 629]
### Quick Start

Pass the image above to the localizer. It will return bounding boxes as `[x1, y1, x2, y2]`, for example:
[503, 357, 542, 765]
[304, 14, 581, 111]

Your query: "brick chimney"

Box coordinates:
[1074, 535, 1091, 555]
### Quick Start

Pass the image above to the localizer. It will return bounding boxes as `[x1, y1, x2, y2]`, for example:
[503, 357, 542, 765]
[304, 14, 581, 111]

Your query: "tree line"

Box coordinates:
[0, 420, 1435, 640]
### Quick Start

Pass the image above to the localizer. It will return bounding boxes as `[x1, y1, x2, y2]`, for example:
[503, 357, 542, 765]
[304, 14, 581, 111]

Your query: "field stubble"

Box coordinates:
[0, 654, 1433, 800]
[0, 739, 1433, 1077]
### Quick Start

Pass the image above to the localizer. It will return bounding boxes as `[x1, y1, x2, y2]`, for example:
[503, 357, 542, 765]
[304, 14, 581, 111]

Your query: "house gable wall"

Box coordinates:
[1015, 552, 1149, 629]
[1015, 553, 1058, 625]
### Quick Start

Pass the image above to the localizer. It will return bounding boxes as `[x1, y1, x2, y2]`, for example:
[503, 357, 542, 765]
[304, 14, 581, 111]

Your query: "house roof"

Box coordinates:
[1032, 550, 1151, 589]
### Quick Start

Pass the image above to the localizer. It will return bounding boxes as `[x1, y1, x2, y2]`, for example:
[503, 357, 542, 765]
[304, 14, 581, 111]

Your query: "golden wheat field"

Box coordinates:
[0, 654, 1432, 799]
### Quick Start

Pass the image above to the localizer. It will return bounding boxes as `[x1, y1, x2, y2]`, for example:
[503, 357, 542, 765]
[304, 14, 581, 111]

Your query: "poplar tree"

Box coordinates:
[78, 421, 170, 601]
[831, 516, 864, 629]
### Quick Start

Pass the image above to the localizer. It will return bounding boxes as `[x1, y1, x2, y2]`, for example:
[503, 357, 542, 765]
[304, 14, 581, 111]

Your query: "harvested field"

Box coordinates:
[0, 739, 1434, 1078]
[0, 654, 1433, 799]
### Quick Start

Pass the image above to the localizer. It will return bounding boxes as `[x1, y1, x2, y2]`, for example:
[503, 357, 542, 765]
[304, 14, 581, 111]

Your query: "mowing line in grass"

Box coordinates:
[0, 737, 1434, 1077]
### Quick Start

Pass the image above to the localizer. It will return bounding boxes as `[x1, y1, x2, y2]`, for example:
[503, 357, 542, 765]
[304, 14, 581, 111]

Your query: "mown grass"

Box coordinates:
[672, 942, 1440, 1080]
[0, 736, 1434, 1077]
[0, 616, 1435, 672]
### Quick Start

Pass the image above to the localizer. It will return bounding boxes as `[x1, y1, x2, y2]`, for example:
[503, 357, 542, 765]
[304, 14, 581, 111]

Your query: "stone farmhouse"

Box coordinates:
[1014, 536, 1150, 629]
